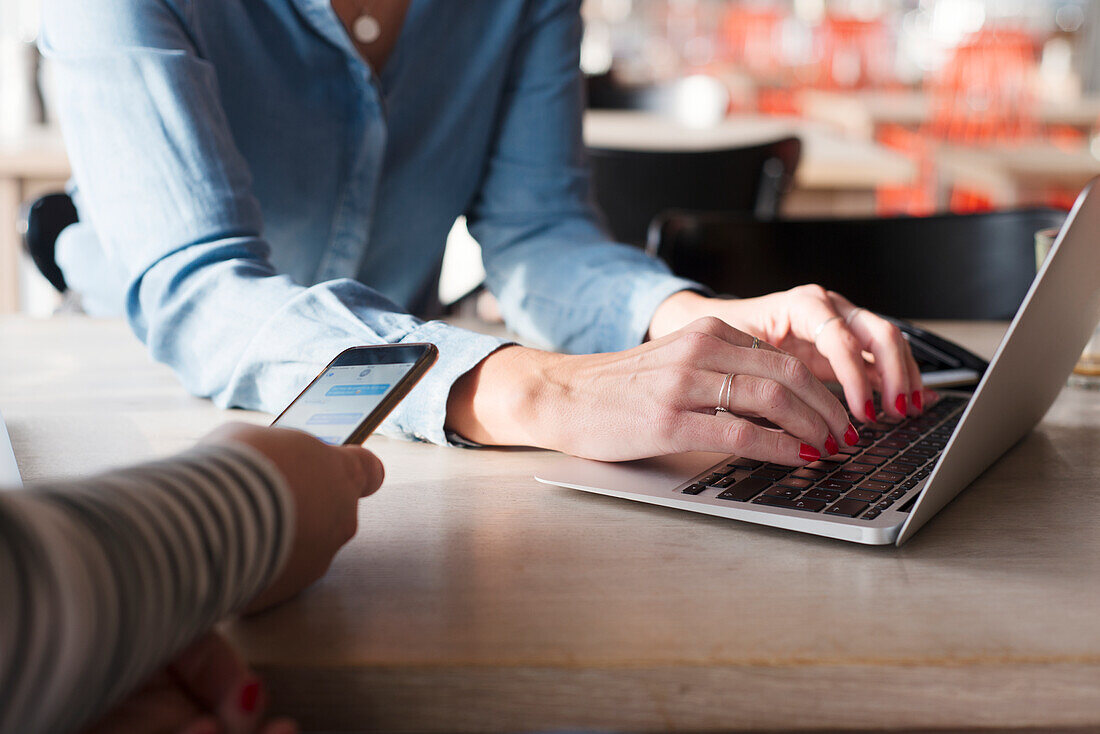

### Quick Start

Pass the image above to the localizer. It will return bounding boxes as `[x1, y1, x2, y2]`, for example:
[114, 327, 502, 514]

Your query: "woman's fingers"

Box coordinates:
[690, 344, 855, 449]
[835, 303, 914, 419]
[676, 411, 823, 465]
[686, 371, 846, 457]
[902, 336, 925, 415]
[782, 288, 875, 423]
[167, 632, 265, 734]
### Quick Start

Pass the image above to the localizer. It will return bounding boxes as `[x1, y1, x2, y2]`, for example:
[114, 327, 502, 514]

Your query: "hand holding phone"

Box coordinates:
[272, 344, 438, 444]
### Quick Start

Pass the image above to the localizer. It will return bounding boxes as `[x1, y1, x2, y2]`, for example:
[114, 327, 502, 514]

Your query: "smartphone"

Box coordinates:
[271, 344, 438, 445]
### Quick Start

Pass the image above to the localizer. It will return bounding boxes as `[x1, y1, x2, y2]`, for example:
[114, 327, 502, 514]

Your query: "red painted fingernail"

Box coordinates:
[799, 443, 821, 462]
[824, 435, 838, 455]
[912, 391, 923, 412]
[239, 680, 261, 714]
[844, 424, 859, 446]
[864, 400, 876, 423]
[895, 394, 907, 415]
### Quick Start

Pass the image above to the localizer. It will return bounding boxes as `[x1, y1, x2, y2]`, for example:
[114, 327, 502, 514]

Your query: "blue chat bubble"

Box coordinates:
[325, 384, 390, 397]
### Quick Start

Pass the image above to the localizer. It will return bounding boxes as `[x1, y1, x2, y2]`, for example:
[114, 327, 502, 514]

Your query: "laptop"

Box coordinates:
[536, 178, 1100, 546]
[0, 409, 22, 488]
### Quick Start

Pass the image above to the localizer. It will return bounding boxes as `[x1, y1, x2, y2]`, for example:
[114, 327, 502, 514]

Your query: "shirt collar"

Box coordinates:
[287, 0, 363, 63]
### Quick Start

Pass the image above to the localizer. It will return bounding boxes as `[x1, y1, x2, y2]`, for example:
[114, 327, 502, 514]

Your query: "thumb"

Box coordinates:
[338, 445, 385, 498]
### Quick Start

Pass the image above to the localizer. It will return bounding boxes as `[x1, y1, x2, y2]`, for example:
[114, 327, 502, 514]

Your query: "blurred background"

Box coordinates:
[3, 0, 1100, 317]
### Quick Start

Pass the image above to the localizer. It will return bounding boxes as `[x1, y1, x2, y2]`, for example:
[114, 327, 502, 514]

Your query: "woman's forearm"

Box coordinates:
[445, 346, 564, 449]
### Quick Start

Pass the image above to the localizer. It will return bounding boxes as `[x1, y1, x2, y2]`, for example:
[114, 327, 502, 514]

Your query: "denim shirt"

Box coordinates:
[40, 0, 698, 445]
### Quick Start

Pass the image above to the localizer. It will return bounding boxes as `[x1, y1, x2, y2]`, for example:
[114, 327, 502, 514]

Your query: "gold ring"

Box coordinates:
[750, 336, 760, 350]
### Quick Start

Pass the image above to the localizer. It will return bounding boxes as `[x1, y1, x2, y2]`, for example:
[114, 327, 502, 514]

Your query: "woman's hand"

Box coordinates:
[447, 317, 860, 464]
[649, 288, 925, 422]
[201, 423, 385, 613]
[85, 632, 294, 734]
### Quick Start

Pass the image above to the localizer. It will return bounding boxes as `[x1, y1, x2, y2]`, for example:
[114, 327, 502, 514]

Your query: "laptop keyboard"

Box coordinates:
[678, 396, 968, 521]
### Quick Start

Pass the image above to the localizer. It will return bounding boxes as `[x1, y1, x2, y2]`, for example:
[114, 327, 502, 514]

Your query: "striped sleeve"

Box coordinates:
[0, 443, 294, 734]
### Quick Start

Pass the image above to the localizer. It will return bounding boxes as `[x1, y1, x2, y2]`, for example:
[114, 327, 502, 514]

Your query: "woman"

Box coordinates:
[0, 423, 383, 734]
[40, 0, 923, 466]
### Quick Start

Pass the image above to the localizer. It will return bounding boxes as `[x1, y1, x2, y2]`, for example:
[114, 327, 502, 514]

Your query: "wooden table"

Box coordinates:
[584, 110, 917, 216]
[3, 316, 1100, 732]
[0, 127, 71, 313]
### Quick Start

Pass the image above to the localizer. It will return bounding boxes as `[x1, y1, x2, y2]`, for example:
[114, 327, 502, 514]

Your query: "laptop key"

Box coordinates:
[805, 488, 841, 502]
[716, 477, 771, 502]
[825, 498, 870, 517]
[846, 489, 881, 503]
[792, 468, 826, 480]
[752, 469, 788, 481]
[713, 476, 736, 489]
[763, 487, 802, 500]
[874, 472, 906, 484]
[752, 495, 827, 512]
[681, 483, 707, 495]
[820, 479, 853, 492]
[865, 446, 896, 458]
[778, 477, 813, 490]
[859, 480, 893, 493]
[764, 463, 796, 473]
[846, 463, 875, 474]
[860, 455, 887, 466]
[806, 459, 846, 472]
[834, 471, 865, 483]
[728, 458, 763, 470]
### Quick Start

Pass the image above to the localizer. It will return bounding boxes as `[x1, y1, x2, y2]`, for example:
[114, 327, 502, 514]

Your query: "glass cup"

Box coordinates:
[1036, 227, 1100, 389]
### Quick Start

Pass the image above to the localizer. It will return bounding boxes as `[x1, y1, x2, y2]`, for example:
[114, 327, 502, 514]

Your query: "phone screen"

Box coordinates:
[274, 361, 417, 445]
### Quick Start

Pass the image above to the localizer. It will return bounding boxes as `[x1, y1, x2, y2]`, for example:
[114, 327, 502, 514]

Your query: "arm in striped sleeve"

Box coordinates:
[0, 443, 293, 734]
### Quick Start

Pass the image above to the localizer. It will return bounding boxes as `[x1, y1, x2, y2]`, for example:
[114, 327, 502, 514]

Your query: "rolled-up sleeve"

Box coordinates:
[40, 0, 507, 446]
[466, 0, 703, 354]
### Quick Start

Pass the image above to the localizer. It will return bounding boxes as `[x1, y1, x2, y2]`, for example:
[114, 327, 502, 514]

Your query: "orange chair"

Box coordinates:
[815, 15, 897, 91]
[927, 29, 1040, 144]
[720, 4, 785, 78]
[925, 29, 1043, 211]
[876, 124, 937, 216]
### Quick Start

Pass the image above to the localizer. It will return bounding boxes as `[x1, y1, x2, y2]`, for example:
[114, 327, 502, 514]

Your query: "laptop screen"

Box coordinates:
[0, 410, 22, 488]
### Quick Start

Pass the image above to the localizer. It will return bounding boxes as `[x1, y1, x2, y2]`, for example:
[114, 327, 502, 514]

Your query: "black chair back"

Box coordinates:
[22, 192, 78, 294]
[652, 208, 1067, 320]
[586, 138, 801, 247]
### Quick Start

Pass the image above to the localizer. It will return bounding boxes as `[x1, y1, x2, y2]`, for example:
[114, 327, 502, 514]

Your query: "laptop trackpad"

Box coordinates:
[535, 451, 726, 497]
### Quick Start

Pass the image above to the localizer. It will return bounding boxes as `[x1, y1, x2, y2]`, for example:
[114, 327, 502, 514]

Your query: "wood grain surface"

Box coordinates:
[3, 316, 1099, 732]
